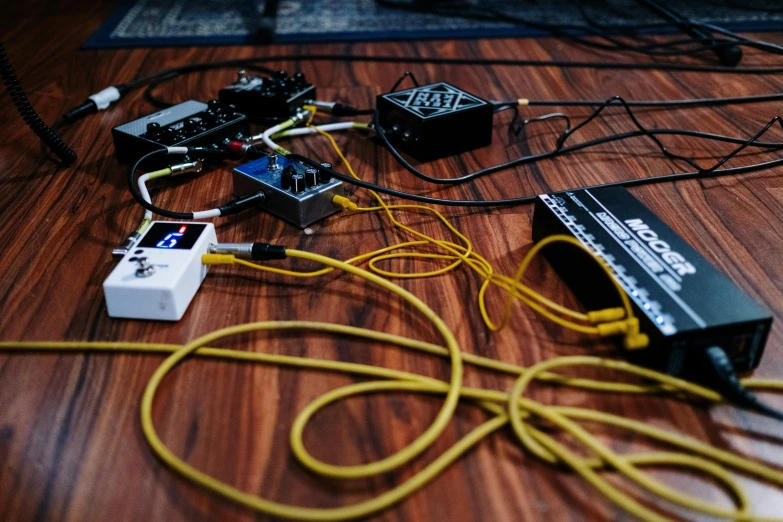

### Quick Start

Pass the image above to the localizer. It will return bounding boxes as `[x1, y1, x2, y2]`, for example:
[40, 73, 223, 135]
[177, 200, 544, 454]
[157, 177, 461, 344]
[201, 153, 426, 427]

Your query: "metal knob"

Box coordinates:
[290, 173, 306, 193]
[318, 162, 332, 183]
[145, 122, 161, 136]
[135, 257, 155, 278]
[304, 168, 319, 187]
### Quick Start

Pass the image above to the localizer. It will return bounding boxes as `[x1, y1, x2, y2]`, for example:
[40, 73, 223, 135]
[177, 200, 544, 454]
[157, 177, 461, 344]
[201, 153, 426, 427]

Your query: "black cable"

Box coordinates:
[553, 96, 783, 175]
[378, 0, 760, 62]
[156, 54, 783, 75]
[128, 148, 267, 219]
[289, 153, 783, 208]
[0, 42, 77, 165]
[60, 53, 783, 126]
[372, 98, 783, 185]
[702, 346, 783, 422]
[493, 92, 783, 109]
[128, 149, 195, 220]
[634, 0, 743, 66]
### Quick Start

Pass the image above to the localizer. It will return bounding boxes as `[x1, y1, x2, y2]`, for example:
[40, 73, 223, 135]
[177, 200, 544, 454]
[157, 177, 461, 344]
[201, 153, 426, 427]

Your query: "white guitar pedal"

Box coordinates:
[103, 221, 217, 320]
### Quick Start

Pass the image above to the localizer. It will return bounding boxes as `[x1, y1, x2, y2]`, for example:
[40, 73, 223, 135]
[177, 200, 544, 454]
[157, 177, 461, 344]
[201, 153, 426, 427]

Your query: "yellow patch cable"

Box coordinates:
[5, 250, 783, 521]
[3, 119, 782, 520]
[280, 123, 645, 348]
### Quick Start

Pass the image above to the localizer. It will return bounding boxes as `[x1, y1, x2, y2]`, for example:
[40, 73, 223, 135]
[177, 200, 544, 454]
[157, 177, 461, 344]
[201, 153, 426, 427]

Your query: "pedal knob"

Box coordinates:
[318, 162, 332, 183]
[280, 165, 296, 189]
[290, 173, 306, 193]
[145, 122, 161, 137]
[304, 168, 319, 187]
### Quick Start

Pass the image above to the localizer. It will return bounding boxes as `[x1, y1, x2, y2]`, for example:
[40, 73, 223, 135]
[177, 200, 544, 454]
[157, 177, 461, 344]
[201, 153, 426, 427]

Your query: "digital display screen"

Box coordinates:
[138, 223, 207, 250]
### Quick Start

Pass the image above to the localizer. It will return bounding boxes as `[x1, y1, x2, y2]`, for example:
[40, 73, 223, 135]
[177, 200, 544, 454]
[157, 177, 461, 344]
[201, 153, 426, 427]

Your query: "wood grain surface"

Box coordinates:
[2, 2, 783, 520]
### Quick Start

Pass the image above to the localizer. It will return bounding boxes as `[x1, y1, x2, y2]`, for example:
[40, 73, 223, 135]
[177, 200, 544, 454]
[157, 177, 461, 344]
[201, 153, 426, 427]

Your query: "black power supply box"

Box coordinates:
[376, 82, 494, 162]
[218, 69, 315, 122]
[532, 186, 772, 376]
[111, 100, 247, 166]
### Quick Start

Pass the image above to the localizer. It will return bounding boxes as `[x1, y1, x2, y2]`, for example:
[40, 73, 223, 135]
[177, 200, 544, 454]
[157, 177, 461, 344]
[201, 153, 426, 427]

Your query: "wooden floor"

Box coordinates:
[3, 2, 783, 521]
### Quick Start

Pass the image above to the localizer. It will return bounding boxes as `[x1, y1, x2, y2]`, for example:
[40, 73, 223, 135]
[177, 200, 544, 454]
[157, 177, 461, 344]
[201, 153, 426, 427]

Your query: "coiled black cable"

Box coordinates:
[0, 42, 76, 165]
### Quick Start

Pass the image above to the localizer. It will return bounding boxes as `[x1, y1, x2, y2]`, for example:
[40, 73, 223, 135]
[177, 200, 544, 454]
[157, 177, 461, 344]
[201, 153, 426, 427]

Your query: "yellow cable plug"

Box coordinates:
[332, 195, 358, 211]
[303, 105, 318, 124]
[201, 254, 236, 265]
[624, 334, 650, 350]
[588, 308, 626, 324]
[623, 318, 650, 350]
[596, 320, 630, 337]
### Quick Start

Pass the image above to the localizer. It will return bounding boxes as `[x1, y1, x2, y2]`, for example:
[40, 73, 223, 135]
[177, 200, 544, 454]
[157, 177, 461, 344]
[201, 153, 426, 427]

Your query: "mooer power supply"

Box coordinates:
[533, 186, 772, 376]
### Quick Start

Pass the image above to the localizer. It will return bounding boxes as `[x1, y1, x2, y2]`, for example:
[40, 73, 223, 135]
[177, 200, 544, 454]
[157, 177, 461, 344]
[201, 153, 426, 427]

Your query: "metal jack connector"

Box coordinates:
[208, 243, 254, 259]
[304, 100, 335, 112]
[246, 108, 314, 145]
[112, 234, 140, 257]
[170, 160, 203, 175]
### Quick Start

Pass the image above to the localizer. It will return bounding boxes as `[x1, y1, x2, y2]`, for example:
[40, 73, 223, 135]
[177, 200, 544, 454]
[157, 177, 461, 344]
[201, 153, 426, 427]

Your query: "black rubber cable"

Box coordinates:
[289, 153, 783, 208]
[702, 346, 783, 423]
[376, 0, 743, 60]
[0, 42, 77, 165]
[128, 149, 195, 220]
[493, 92, 783, 108]
[128, 148, 266, 219]
[135, 54, 783, 76]
[372, 100, 783, 185]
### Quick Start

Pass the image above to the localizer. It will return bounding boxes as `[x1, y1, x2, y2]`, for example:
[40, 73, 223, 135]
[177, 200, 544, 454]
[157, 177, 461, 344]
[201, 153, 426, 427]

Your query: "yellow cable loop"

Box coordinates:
[5, 311, 783, 521]
[4, 120, 783, 521]
[293, 125, 639, 341]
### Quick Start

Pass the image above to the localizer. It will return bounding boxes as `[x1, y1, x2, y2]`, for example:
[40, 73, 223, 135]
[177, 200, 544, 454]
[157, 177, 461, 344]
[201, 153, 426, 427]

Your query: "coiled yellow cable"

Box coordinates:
[283, 123, 644, 347]
[5, 251, 783, 520]
[3, 121, 783, 520]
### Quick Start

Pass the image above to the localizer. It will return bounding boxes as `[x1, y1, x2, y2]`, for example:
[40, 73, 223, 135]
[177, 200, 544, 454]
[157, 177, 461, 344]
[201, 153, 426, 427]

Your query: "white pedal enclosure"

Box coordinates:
[103, 221, 216, 320]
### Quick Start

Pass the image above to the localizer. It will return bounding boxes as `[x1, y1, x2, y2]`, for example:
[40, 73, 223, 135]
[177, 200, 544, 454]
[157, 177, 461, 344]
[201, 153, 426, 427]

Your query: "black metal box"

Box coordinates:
[376, 82, 493, 162]
[532, 186, 772, 376]
[111, 100, 247, 166]
[219, 70, 315, 123]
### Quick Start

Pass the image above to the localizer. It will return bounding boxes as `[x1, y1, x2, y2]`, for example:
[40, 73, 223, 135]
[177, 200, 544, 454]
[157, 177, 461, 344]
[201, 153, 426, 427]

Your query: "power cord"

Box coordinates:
[58, 54, 783, 127]
[370, 95, 783, 187]
[634, 0, 743, 66]
[292, 151, 783, 208]
[0, 42, 77, 165]
[702, 346, 783, 422]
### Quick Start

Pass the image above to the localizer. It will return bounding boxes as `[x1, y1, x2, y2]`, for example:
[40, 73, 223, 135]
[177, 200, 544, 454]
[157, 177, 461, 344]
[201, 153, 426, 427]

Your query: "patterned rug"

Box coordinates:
[85, 0, 783, 48]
